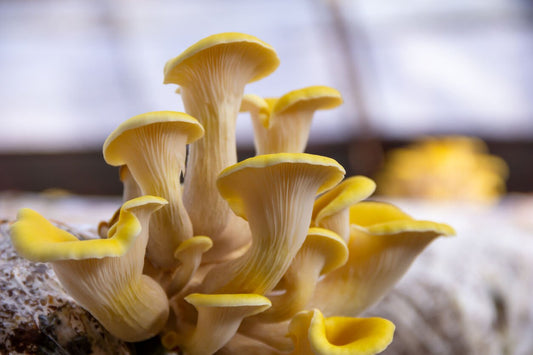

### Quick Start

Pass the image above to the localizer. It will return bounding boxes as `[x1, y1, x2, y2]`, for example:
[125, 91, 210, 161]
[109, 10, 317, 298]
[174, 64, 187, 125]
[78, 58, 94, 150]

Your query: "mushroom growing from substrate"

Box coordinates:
[10, 196, 170, 342]
[9, 32, 454, 355]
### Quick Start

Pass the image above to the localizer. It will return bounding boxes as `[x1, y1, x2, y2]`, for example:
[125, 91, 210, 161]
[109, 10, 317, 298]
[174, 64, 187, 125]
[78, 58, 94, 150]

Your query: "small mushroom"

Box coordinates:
[172, 293, 271, 355]
[9, 196, 170, 342]
[202, 153, 345, 295]
[240, 86, 343, 154]
[166, 235, 213, 297]
[288, 309, 395, 355]
[255, 227, 348, 323]
[312, 176, 376, 242]
[164, 32, 280, 260]
[310, 201, 455, 317]
[103, 111, 204, 270]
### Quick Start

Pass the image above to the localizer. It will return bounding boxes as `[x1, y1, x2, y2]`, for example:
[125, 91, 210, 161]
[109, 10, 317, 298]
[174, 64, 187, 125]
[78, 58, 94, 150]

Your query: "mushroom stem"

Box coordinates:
[237, 319, 294, 352]
[218, 333, 287, 355]
[255, 228, 348, 323]
[261, 262, 321, 322]
[54, 267, 168, 342]
[181, 85, 242, 239]
[10, 196, 170, 342]
[164, 33, 280, 261]
[179, 293, 271, 355]
[311, 201, 455, 317]
[103, 111, 204, 270]
[120, 165, 142, 201]
[120, 127, 191, 269]
[203, 153, 345, 295]
[288, 309, 395, 355]
[166, 235, 213, 297]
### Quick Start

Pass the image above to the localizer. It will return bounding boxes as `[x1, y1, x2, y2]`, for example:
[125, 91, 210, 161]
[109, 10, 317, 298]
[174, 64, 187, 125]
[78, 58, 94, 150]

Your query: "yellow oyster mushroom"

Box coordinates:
[166, 235, 213, 297]
[255, 227, 348, 323]
[201, 153, 345, 295]
[103, 111, 204, 270]
[312, 176, 376, 242]
[375, 136, 508, 203]
[288, 309, 395, 355]
[241, 86, 343, 154]
[311, 201, 455, 317]
[9, 196, 170, 342]
[164, 33, 280, 261]
[165, 293, 271, 355]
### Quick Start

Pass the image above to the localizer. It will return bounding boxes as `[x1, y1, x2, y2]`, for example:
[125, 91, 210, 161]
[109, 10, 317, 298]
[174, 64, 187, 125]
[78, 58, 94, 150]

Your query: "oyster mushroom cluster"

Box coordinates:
[375, 136, 508, 204]
[9, 33, 454, 355]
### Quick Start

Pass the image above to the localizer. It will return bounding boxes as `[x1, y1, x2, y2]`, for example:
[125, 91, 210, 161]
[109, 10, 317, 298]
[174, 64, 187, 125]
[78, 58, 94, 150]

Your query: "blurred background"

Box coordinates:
[1, 2, 533, 354]
[1, 0, 532, 195]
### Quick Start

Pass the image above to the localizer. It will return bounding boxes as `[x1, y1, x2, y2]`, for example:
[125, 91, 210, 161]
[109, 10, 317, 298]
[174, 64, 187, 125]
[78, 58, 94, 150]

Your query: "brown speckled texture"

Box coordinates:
[0, 222, 131, 355]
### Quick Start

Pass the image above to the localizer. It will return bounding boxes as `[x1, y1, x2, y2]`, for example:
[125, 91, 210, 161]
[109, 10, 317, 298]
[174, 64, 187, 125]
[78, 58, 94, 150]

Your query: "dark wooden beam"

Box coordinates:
[0, 139, 532, 195]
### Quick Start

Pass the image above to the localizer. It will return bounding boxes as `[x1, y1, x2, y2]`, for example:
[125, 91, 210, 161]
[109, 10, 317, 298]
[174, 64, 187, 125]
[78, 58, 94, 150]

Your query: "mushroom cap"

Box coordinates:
[163, 32, 280, 85]
[240, 94, 271, 127]
[184, 293, 271, 312]
[240, 94, 270, 113]
[288, 309, 395, 355]
[349, 201, 413, 227]
[272, 85, 343, 118]
[216, 153, 345, 220]
[313, 176, 376, 223]
[365, 218, 456, 236]
[174, 235, 213, 260]
[10, 196, 167, 262]
[304, 227, 348, 275]
[349, 201, 456, 236]
[103, 111, 204, 166]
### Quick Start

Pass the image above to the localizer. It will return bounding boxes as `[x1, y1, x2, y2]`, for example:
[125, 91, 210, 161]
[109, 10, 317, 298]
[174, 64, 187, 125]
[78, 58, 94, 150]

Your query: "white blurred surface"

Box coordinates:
[0, 0, 532, 152]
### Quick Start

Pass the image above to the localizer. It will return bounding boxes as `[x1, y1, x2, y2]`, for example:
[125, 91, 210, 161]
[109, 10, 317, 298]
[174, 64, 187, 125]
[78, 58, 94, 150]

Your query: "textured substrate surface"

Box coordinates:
[0, 222, 131, 355]
[368, 198, 533, 355]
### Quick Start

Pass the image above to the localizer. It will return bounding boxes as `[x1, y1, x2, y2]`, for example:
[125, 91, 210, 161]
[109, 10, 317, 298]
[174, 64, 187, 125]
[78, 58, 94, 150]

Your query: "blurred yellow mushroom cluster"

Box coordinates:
[375, 136, 509, 204]
[9, 33, 454, 355]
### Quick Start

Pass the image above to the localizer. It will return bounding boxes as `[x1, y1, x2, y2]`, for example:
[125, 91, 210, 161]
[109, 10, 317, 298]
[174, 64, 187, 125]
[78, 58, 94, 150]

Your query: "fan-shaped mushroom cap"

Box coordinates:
[202, 153, 345, 296]
[241, 86, 343, 154]
[174, 293, 271, 355]
[348, 201, 413, 227]
[311, 201, 455, 317]
[164, 32, 280, 86]
[103, 111, 204, 270]
[288, 309, 395, 355]
[312, 176, 376, 241]
[255, 227, 348, 323]
[103, 111, 204, 165]
[164, 33, 280, 261]
[10, 196, 170, 342]
[11, 196, 166, 261]
[217, 153, 345, 221]
[273, 85, 343, 117]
